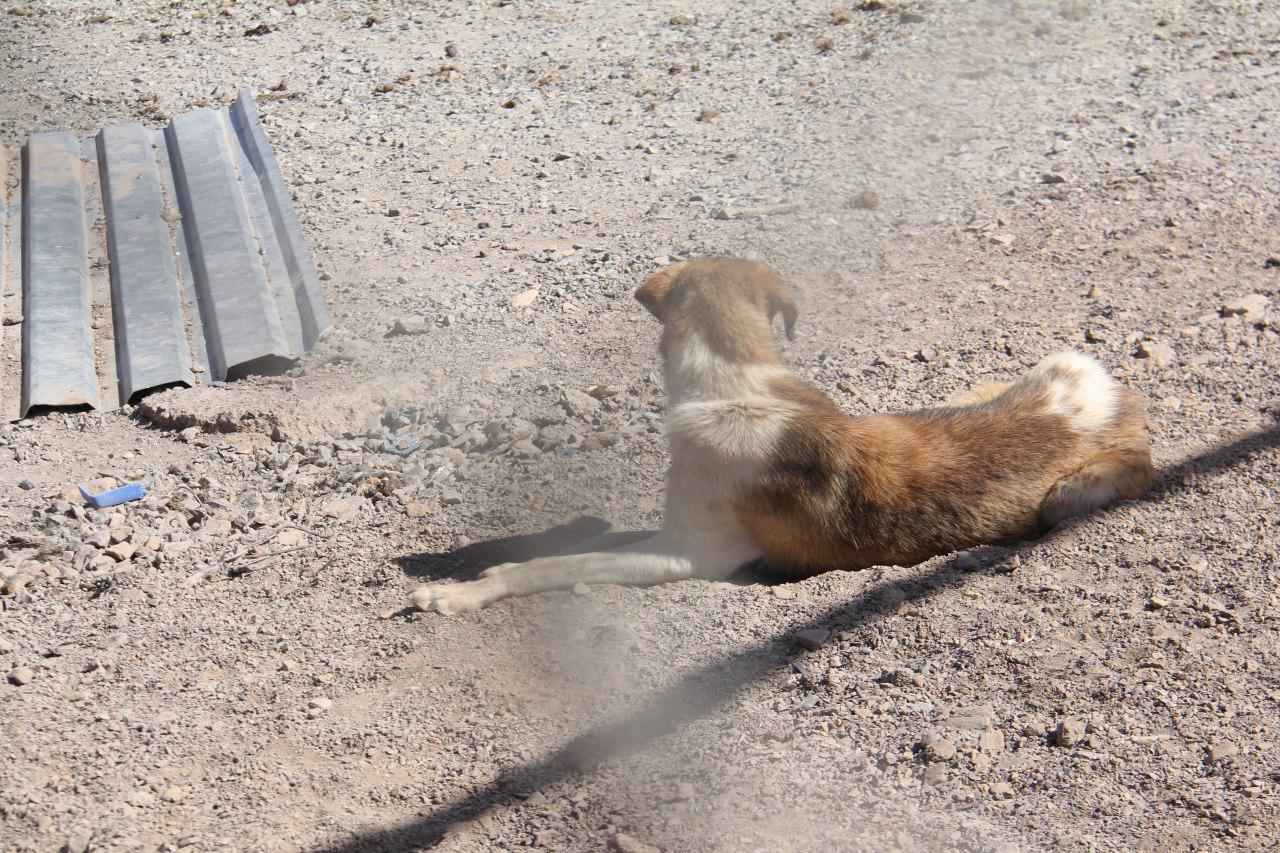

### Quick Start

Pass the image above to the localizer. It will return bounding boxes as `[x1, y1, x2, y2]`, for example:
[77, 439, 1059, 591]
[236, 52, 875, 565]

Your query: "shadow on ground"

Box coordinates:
[333, 424, 1280, 851]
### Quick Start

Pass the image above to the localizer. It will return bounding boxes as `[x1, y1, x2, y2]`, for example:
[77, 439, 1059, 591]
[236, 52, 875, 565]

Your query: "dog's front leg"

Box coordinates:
[409, 531, 754, 615]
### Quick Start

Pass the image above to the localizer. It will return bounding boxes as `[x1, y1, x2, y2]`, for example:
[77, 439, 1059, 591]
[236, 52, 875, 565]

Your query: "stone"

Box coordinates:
[924, 737, 957, 762]
[847, 188, 881, 210]
[1207, 741, 1238, 764]
[9, 665, 34, 686]
[1051, 719, 1086, 747]
[320, 496, 361, 518]
[979, 728, 1005, 754]
[404, 501, 431, 518]
[390, 315, 429, 336]
[1221, 293, 1269, 317]
[989, 781, 1014, 799]
[611, 833, 660, 853]
[697, 106, 721, 121]
[106, 542, 137, 562]
[794, 628, 830, 650]
[1135, 340, 1175, 367]
[64, 829, 93, 853]
[276, 528, 306, 547]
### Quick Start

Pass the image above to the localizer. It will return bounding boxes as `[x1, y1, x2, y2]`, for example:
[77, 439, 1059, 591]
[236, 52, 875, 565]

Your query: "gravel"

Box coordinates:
[0, 0, 1278, 850]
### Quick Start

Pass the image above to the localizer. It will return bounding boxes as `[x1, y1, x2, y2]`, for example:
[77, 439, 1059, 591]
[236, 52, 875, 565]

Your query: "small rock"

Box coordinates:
[989, 781, 1014, 799]
[611, 834, 660, 853]
[306, 696, 333, 719]
[404, 501, 431, 518]
[794, 628, 830, 650]
[1023, 720, 1047, 738]
[390, 315, 429, 336]
[1134, 340, 1175, 368]
[771, 586, 796, 600]
[320, 496, 361, 518]
[106, 542, 137, 562]
[127, 789, 155, 807]
[979, 728, 1005, 754]
[1146, 594, 1169, 610]
[1207, 741, 1238, 764]
[846, 188, 881, 210]
[440, 489, 463, 506]
[922, 764, 948, 785]
[674, 781, 695, 801]
[444, 42, 458, 57]
[697, 106, 721, 121]
[1051, 719, 1086, 747]
[512, 288, 539, 308]
[9, 665, 34, 686]
[1084, 326, 1109, 344]
[63, 829, 93, 853]
[276, 528, 306, 547]
[161, 785, 187, 803]
[915, 346, 937, 363]
[924, 737, 957, 762]
[1221, 293, 1269, 317]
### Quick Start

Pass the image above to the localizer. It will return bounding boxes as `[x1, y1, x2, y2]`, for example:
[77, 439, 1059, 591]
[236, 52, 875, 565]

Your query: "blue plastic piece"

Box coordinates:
[383, 433, 422, 456]
[78, 482, 146, 508]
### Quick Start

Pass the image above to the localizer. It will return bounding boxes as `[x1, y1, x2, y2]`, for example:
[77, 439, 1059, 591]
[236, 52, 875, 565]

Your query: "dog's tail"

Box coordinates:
[1019, 351, 1154, 526]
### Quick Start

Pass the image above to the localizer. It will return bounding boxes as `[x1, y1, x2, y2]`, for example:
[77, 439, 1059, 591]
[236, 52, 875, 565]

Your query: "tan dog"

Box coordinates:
[410, 258, 1153, 614]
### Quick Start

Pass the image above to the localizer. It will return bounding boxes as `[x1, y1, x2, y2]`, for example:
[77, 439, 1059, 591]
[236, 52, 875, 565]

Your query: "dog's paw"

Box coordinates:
[408, 581, 492, 615]
[480, 562, 519, 579]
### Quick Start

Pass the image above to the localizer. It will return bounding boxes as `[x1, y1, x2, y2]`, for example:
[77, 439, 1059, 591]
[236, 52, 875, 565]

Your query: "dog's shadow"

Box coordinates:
[394, 516, 785, 585]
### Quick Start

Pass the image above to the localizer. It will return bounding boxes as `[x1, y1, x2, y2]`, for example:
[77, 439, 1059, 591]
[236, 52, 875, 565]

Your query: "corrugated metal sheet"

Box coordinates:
[0, 89, 330, 419]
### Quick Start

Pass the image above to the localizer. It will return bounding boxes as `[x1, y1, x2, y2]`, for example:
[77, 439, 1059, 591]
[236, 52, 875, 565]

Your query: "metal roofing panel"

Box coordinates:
[3, 89, 331, 417]
[97, 124, 194, 402]
[21, 132, 99, 414]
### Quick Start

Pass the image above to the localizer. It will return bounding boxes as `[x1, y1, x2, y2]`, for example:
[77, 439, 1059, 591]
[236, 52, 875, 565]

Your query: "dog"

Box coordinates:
[410, 257, 1153, 615]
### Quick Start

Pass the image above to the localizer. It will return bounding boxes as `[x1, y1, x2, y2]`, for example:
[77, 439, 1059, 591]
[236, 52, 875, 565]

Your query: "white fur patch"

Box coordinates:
[666, 397, 796, 461]
[664, 334, 788, 403]
[1027, 351, 1118, 433]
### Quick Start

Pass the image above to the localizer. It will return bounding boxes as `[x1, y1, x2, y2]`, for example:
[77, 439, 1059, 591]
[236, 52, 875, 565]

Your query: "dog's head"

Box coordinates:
[634, 257, 798, 343]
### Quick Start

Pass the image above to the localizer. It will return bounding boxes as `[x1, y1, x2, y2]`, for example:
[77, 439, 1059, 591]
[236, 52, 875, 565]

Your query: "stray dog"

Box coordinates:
[411, 257, 1153, 614]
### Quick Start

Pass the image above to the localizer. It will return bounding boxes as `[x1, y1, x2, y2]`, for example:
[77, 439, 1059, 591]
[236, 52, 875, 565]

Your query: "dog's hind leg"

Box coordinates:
[1039, 445, 1154, 529]
[410, 531, 756, 615]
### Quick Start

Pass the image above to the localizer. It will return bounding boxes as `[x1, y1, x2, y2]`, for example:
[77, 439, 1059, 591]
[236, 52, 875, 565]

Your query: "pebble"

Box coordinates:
[924, 737, 957, 762]
[1134, 340, 1175, 367]
[390, 315, 429, 336]
[611, 834, 660, 853]
[794, 628, 830, 650]
[978, 728, 1005, 754]
[1221, 293, 1269, 317]
[1051, 719, 1086, 747]
[847, 188, 882, 210]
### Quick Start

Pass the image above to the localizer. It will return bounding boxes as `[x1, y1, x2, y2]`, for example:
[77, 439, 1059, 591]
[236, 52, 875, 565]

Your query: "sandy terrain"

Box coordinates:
[1, 1, 1278, 850]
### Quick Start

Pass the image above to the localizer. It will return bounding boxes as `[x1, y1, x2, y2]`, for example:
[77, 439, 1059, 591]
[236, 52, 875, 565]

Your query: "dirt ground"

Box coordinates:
[2, 1, 1279, 850]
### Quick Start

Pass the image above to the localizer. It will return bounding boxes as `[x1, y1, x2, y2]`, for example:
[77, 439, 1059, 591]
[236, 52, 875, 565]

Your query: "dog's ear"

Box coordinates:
[755, 264, 799, 340]
[635, 261, 688, 323]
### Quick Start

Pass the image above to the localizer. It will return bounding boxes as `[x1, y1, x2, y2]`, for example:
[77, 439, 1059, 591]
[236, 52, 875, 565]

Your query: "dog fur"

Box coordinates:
[410, 257, 1153, 614]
